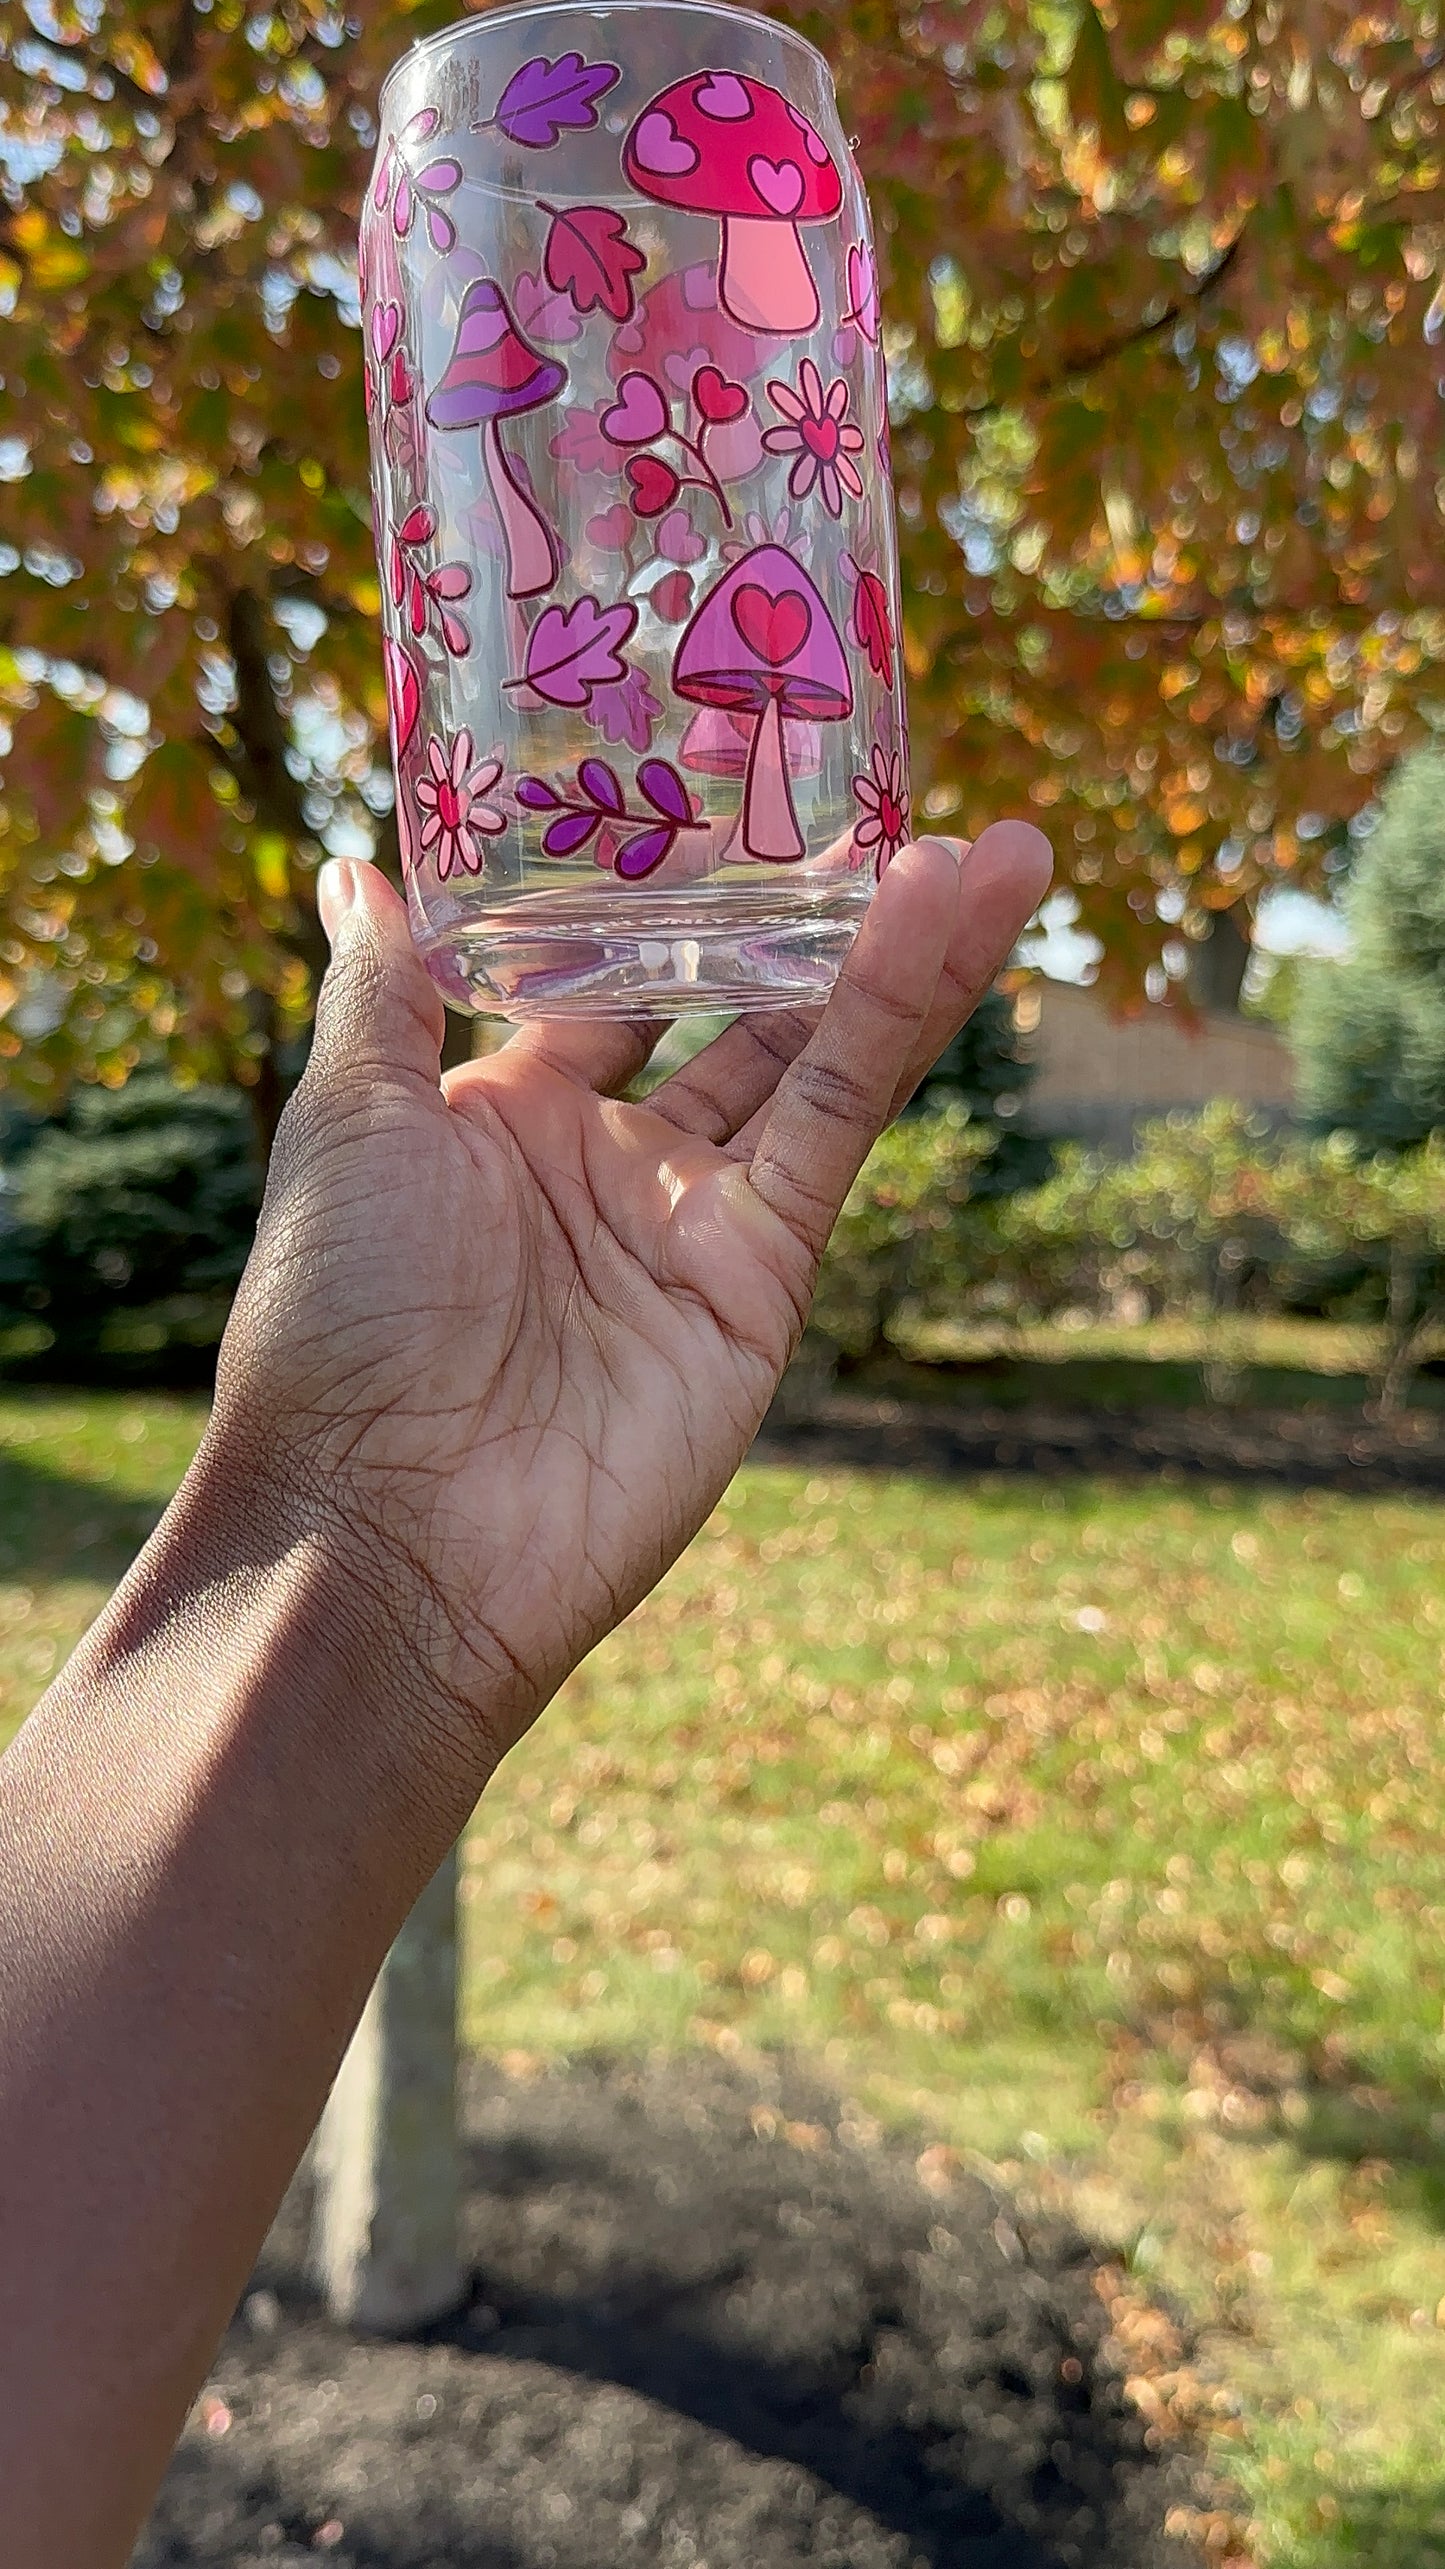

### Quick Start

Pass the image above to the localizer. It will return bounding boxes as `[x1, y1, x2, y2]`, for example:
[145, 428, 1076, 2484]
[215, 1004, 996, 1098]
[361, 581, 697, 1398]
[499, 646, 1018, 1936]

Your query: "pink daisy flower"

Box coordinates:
[851, 743, 910, 877]
[762, 360, 866, 519]
[414, 729, 506, 879]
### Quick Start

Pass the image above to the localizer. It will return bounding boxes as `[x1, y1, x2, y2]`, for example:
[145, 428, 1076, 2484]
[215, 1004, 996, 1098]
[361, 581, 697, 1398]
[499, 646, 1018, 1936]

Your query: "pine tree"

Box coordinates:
[1291, 750, 1445, 1147]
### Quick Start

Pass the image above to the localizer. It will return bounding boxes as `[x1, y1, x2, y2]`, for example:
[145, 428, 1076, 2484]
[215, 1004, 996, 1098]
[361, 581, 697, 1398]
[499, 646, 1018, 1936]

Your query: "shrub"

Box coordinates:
[0, 1075, 261, 1375]
[1291, 748, 1445, 1147]
[811, 1104, 995, 1363]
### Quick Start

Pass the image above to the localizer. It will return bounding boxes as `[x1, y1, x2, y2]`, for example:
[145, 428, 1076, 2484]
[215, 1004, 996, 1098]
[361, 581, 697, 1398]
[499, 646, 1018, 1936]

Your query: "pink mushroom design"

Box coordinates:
[623, 72, 843, 338]
[673, 543, 852, 864]
[426, 279, 567, 601]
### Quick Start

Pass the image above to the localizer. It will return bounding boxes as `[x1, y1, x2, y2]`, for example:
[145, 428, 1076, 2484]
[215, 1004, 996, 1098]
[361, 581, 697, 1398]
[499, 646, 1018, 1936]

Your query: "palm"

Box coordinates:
[221, 826, 1048, 1748]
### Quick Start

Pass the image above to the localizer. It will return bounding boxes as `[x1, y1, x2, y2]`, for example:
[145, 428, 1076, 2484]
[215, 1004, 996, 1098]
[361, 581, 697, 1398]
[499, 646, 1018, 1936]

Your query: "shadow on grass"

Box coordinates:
[0, 1447, 170, 1589]
[760, 1357, 1445, 1495]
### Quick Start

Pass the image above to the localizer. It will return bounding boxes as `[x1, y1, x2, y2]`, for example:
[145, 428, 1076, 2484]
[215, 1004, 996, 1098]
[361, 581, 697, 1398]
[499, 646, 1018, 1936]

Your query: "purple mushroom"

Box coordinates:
[673, 544, 852, 864]
[426, 279, 566, 601]
[624, 73, 843, 337]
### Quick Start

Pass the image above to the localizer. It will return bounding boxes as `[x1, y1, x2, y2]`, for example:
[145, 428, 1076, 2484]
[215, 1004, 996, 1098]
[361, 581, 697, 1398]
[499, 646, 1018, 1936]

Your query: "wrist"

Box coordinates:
[72, 1411, 500, 1875]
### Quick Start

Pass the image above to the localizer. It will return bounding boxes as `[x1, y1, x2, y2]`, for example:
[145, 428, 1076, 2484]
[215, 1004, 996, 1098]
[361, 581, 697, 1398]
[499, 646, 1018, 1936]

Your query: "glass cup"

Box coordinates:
[362, 0, 909, 1018]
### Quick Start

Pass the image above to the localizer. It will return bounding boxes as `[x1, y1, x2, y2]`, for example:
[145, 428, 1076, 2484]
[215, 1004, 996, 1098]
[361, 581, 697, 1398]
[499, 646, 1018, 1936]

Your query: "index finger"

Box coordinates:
[742, 836, 962, 1261]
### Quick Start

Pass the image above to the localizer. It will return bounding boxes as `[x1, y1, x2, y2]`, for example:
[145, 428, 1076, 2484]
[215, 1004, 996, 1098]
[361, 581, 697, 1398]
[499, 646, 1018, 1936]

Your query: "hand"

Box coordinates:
[212, 826, 1051, 1779]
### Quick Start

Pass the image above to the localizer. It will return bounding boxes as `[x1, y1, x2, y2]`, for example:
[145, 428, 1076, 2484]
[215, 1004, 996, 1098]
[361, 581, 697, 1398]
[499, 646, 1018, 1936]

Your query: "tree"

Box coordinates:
[0, 1071, 260, 1369]
[5, 0, 1445, 1096]
[1290, 746, 1445, 1147]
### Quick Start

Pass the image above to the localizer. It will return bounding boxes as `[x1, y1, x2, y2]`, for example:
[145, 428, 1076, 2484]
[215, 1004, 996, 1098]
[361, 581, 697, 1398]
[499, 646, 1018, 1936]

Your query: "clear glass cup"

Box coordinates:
[362, 0, 909, 1019]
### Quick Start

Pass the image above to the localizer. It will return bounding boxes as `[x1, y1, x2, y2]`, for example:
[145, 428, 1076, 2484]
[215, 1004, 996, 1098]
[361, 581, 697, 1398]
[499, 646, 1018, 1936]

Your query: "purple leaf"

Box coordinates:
[516, 776, 562, 810]
[418, 156, 462, 195]
[523, 596, 639, 708]
[637, 759, 692, 827]
[586, 668, 662, 753]
[578, 758, 626, 815]
[543, 808, 603, 859]
[494, 52, 621, 150]
[615, 825, 674, 881]
[425, 206, 457, 253]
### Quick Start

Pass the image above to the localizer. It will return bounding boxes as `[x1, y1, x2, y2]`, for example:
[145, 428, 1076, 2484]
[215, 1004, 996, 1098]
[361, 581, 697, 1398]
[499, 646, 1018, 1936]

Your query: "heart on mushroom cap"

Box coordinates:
[731, 583, 812, 668]
[631, 108, 699, 176]
[748, 156, 806, 218]
[695, 72, 751, 119]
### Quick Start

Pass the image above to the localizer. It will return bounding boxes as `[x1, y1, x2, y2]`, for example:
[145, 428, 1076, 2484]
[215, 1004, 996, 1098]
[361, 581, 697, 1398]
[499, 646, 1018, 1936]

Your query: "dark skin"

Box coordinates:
[0, 822, 1051, 2567]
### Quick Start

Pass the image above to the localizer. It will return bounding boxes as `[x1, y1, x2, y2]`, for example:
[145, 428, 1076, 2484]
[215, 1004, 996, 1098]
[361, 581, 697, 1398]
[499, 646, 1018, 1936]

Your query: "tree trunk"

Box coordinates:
[1186, 904, 1251, 1013]
[309, 1848, 467, 2333]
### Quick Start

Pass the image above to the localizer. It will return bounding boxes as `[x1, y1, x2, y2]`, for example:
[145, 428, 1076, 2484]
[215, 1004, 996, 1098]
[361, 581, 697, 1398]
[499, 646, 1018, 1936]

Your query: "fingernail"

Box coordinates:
[913, 835, 966, 866]
[317, 858, 360, 946]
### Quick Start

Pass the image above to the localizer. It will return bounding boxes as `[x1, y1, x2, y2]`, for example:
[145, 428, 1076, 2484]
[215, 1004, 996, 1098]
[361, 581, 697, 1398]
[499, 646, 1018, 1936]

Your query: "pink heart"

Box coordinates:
[695, 72, 751, 121]
[370, 299, 401, 363]
[632, 110, 699, 177]
[788, 104, 833, 167]
[731, 583, 811, 669]
[601, 370, 670, 448]
[587, 503, 634, 554]
[748, 155, 805, 218]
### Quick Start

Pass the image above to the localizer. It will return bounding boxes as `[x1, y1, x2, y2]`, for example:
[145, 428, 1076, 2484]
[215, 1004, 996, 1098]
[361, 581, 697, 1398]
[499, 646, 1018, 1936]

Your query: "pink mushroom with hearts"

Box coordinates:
[426, 279, 566, 600]
[623, 72, 842, 336]
[673, 544, 852, 864]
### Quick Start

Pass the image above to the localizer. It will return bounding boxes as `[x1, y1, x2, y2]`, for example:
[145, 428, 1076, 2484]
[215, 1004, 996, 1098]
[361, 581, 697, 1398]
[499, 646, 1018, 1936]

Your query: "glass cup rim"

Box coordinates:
[378, 0, 836, 117]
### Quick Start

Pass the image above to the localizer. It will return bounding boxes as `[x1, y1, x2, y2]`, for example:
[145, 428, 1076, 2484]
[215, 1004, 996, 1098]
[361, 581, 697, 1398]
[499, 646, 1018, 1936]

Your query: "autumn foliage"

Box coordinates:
[3, 0, 1445, 1088]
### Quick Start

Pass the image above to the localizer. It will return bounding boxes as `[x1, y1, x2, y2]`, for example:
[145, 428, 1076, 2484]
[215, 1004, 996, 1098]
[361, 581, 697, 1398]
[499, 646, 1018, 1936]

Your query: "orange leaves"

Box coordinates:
[124, 743, 229, 889]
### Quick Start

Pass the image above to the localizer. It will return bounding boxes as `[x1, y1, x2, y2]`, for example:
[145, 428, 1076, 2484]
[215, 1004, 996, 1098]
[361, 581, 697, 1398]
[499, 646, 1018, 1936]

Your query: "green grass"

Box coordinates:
[2, 1385, 1444, 2565]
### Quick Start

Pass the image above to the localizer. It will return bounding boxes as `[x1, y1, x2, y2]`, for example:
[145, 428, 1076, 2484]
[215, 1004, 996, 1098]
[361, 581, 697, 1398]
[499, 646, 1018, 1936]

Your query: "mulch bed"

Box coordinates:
[758, 1388, 1445, 1494]
[137, 2054, 1227, 2569]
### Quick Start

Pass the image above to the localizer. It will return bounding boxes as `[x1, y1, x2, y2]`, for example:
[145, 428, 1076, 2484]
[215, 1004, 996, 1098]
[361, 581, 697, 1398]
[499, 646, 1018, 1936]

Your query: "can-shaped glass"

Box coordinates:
[362, 0, 909, 1018]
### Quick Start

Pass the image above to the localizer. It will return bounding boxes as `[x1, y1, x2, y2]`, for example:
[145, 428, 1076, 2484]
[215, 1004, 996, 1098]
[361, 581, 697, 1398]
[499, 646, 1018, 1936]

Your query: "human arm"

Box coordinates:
[0, 823, 1050, 2566]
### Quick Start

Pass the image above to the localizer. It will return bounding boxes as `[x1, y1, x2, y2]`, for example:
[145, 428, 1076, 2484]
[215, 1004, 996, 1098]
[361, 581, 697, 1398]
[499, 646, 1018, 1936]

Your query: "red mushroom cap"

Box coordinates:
[426, 278, 566, 430]
[674, 545, 852, 722]
[623, 72, 842, 225]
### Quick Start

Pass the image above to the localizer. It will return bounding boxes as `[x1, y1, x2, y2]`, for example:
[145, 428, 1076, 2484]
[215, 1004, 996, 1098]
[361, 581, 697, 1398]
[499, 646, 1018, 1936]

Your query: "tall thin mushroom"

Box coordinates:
[427, 279, 566, 601]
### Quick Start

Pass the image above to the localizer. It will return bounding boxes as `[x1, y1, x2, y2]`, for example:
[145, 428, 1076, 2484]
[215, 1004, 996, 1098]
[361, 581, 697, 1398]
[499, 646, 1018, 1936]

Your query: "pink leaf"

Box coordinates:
[514, 267, 584, 346]
[550, 404, 612, 474]
[426, 562, 472, 600]
[544, 203, 647, 325]
[523, 596, 640, 707]
[398, 505, 436, 545]
[439, 610, 471, 657]
[585, 667, 662, 753]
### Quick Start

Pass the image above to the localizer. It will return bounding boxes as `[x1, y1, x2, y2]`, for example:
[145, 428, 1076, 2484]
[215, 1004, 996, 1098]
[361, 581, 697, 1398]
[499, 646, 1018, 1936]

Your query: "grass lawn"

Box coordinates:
[2, 1387, 1444, 2567]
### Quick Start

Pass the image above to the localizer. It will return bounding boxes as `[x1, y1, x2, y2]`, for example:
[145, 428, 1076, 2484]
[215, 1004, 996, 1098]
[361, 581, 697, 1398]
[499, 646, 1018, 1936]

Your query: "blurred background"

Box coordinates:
[3, 3, 1445, 2565]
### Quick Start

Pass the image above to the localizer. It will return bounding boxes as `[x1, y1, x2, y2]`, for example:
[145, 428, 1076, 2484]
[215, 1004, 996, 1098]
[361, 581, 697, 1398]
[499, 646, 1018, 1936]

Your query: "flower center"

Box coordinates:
[436, 781, 463, 830]
[801, 413, 841, 462]
[881, 788, 904, 837]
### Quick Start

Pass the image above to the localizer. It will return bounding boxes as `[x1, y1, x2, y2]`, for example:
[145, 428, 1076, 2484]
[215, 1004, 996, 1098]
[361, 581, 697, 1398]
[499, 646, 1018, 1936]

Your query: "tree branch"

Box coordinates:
[962, 229, 1247, 427]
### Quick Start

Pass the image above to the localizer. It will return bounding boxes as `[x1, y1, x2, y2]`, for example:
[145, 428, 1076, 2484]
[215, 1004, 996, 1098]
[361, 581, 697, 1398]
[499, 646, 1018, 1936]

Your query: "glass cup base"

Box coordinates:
[420, 882, 874, 1020]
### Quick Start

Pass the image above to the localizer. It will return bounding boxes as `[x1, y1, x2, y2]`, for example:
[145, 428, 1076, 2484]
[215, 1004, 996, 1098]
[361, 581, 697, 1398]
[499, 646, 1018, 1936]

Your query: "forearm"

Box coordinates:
[0, 1431, 495, 2569]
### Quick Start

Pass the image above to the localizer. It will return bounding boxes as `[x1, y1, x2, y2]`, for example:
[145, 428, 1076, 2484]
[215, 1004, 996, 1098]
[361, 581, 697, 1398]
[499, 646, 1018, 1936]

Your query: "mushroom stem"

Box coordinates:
[484, 417, 559, 602]
[742, 691, 805, 863]
[719, 215, 820, 336]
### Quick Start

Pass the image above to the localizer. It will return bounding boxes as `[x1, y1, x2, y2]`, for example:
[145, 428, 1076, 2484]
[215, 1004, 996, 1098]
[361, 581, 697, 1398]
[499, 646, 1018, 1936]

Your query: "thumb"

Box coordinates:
[307, 858, 447, 1090]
